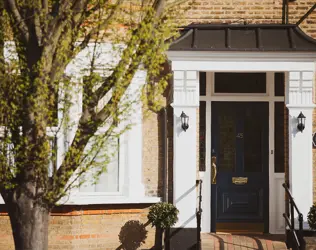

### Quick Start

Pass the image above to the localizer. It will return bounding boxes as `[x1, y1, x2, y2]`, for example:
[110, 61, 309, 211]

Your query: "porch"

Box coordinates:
[165, 23, 316, 248]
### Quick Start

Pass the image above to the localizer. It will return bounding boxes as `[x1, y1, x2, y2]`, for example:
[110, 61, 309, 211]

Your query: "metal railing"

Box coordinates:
[196, 179, 203, 250]
[282, 182, 304, 250]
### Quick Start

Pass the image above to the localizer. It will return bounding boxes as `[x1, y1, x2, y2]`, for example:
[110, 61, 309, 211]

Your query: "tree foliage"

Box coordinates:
[0, 0, 187, 208]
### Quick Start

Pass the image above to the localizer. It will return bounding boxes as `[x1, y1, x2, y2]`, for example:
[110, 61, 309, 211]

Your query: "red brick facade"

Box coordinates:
[0, 205, 155, 250]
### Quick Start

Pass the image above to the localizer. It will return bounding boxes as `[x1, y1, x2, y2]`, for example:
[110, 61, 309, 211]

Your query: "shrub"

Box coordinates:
[147, 202, 179, 229]
[307, 203, 316, 230]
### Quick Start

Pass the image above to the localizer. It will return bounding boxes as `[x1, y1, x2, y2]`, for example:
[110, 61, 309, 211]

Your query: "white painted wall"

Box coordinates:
[172, 70, 199, 228]
[286, 72, 315, 226]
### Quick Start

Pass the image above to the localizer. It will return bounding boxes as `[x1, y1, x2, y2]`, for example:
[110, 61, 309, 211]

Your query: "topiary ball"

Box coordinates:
[147, 202, 179, 229]
[307, 203, 316, 230]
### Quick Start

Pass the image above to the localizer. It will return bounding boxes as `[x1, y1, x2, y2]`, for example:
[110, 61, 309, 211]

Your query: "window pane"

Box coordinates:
[200, 72, 206, 96]
[275, 102, 285, 173]
[215, 73, 266, 93]
[199, 101, 206, 171]
[244, 105, 263, 172]
[80, 138, 119, 192]
[0, 138, 15, 168]
[95, 151, 119, 192]
[48, 136, 57, 177]
[218, 105, 236, 172]
[275, 73, 285, 96]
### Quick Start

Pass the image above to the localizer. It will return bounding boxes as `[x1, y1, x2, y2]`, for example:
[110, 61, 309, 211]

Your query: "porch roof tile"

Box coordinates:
[169, 24, 316, 52]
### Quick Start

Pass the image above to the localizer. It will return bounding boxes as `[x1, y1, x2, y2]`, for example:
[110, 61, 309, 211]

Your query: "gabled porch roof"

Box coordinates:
[169, 24, 316, 52]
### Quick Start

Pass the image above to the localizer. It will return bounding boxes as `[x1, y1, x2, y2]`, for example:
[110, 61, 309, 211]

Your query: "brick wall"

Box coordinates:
[182, 0, 316, 39]
[142, 109, 164, 197]
[0, 205, 155, 250]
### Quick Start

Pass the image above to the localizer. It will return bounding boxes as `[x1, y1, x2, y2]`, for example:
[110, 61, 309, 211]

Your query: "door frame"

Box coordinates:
[200, 72, 285, 234]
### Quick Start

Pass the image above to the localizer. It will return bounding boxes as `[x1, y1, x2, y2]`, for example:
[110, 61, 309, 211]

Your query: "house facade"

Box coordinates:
[0, 0, 316, 249]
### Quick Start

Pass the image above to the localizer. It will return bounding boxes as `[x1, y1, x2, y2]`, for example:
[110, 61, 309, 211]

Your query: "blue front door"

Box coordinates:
[211, 102, 269, 232]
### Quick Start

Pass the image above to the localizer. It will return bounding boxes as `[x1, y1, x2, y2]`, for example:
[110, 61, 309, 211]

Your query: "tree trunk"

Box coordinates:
[7, 192, 49, 250]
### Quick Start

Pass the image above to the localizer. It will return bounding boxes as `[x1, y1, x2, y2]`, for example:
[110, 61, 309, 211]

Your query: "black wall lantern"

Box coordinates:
[297, 112, 306, 132]
[180, 111, 189, 132]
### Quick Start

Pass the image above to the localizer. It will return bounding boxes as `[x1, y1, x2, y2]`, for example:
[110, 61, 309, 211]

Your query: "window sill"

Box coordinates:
[0, 195, 161, 206]
[62, 195, 161, 205]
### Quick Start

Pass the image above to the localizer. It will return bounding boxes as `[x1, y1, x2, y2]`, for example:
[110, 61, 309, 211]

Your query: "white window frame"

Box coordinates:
[0, 43, 161, 205]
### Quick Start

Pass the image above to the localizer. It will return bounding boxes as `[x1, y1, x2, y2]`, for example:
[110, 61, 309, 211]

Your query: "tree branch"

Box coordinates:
[53, 44, 147, 195]
[4, 0, 29, 42]
[43, 0, 92, 92]
[42, 0, 48, 13]
[34, 12, 43, 46]
[76, 0, 123, 52]
[50, 0, 168, 201]
[43, 0, 82, 51]
[91, 0, 166, 105]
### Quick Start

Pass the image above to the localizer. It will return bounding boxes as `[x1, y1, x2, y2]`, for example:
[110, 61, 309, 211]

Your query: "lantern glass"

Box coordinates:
[180, 111, 189, 131]
[297, 112, 306, 132]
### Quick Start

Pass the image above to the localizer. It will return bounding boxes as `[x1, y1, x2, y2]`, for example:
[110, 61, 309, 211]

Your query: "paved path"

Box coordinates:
[202, 233, 287, 250]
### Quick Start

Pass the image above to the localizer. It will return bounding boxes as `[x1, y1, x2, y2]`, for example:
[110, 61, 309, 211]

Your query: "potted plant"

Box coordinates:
[307, 203, 316, 236]
[147, 202, 179, 249]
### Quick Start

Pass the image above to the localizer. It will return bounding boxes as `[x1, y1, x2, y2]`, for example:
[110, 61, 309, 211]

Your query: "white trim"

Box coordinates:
[200, 96, 284, 102]
[273, 174, 286, 234]
[267, 73, 275, 234]
[172, 61, 315, 72]
[286, 104, 316, 108]
[200, 72, 212, 232]
[167, 51, 316, 62]
[64, 196, 161, 205]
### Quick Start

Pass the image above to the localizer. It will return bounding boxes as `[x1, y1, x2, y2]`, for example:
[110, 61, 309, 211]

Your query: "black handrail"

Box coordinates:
[196, 179, 203, 250]
[282, 182, 304, 250]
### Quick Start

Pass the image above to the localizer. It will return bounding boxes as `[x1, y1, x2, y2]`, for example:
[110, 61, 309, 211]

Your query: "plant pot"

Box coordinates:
[303, 230, 316, 237]
[165, 228, 198, 250]
[154, 227, 163, 250]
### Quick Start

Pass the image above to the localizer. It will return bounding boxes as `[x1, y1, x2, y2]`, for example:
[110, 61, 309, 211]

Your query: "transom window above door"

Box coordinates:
[214, 73, 266, 94]
[199, 72, 285, 97]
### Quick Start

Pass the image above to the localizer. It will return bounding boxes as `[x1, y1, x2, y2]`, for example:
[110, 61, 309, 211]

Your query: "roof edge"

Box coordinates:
[169, 23, 316, 52]
[180, 23, 298, 30]
[293, 26, 316, 45]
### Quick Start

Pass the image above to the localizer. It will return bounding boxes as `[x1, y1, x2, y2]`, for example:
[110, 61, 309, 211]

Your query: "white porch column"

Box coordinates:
[286, 71, 315, 223]
[172, 70, 199, 228]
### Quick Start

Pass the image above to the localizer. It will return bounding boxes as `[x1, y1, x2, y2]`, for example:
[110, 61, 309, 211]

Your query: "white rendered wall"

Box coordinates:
[172, 70, 199, 228]
[286, 71, 315, 226]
